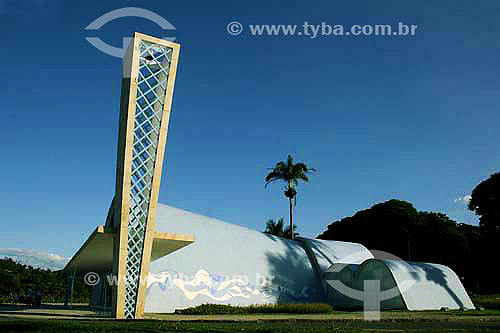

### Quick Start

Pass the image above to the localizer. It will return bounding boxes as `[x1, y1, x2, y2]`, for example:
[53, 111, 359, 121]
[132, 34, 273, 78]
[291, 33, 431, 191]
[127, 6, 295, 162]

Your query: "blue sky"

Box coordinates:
[1, 0, 499, 257]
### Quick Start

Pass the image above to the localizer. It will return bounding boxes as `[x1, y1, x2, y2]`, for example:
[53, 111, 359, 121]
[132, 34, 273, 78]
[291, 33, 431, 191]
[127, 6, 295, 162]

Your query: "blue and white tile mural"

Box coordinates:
[147, 269, 264, 301]
[146, 268, 317, 309]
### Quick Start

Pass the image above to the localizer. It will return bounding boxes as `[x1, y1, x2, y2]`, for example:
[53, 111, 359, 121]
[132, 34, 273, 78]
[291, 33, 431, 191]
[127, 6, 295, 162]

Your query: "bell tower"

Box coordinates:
[112, 32, 180, 319]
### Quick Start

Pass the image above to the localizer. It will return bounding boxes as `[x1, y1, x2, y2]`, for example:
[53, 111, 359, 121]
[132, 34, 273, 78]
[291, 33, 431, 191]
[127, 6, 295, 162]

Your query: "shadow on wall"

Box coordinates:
[302, 239, 338, 268]
[417, 263, 465, 309]
[262, 234, 324, 304]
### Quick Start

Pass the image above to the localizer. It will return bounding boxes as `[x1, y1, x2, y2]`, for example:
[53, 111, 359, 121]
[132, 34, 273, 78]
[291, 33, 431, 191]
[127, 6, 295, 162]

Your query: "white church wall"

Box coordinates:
[145, 205, 326, 313]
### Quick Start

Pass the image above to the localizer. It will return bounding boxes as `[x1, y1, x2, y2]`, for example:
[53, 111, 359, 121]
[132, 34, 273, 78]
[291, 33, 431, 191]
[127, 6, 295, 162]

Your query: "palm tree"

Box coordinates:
[265, 154, 315, 240]
[263, 218, 298, 239]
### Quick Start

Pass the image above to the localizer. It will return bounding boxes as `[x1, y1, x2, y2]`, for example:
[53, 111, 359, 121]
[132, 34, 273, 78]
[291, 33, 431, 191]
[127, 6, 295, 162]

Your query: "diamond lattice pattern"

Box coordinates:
[123, 40, 172, 319]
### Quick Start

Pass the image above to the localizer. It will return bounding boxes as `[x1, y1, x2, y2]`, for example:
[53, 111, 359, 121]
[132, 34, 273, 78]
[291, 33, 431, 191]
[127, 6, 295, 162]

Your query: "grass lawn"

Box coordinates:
[471, 294, 500, 310]
[0, 310, 499, 332]
[1, 298, 500, 332]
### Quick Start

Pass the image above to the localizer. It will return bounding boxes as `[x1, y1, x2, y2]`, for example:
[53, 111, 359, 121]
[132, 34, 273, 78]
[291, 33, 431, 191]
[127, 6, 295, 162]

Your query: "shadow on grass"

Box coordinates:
[0, 303, 111, 319]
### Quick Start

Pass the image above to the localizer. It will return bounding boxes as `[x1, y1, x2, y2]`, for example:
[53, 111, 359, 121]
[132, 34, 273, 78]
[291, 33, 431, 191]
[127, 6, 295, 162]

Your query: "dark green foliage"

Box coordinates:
[466, 172, 500, 292]
[264, 218, 299, 239]
[470, 294, 500, 310]
[174, 303, 334, 315]
[318, 199, 418, 260]
[265, 155, 315, 193]
[0, 258, 90, 304]
[265, 155, 315, 240]
[413, 212, 471, 272]
[469, 172, 500, 231]
[317, 199, 499, 294]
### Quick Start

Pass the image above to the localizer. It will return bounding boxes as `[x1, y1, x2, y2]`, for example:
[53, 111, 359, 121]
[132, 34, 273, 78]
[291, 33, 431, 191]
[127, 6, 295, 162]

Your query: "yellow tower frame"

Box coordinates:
[112, 32, 180, 319]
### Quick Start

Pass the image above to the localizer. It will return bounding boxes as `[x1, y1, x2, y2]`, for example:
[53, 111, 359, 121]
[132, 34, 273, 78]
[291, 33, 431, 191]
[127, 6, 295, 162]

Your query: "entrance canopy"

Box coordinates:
[64, 225, 194, 276]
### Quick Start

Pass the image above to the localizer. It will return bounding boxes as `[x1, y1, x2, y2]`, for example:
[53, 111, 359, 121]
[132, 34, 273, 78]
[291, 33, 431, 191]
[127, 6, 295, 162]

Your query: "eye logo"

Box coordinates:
[325, 249, 417, 321]
[85, 7, 176, 58]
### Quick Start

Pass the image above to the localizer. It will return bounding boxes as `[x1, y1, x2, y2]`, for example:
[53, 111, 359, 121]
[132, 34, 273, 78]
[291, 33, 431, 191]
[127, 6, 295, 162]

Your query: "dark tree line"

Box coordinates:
[317, 172, 500, 294]
[0, 258, 90, 304]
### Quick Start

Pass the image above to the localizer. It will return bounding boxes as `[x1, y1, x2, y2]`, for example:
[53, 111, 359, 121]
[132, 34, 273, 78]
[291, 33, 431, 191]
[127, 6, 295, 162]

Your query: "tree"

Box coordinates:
[265, 155, 315, 240]
[318, 199, 419, 260]
[0, 258, 91, 304]
[263, 218, 298, 239]
[468, 172, 500, 292]
[414, 212, 470, 269]
[468, 172, 500, 231]
[316, 197, 500, 294]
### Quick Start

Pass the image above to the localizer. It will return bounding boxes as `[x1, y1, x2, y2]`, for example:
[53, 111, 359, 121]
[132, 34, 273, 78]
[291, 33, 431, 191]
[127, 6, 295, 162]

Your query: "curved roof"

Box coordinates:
[146, 204, 326, 312]
[322, 259, 475, 311]
[300, 238, 374, 272]
[384, 260, 475, 310]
